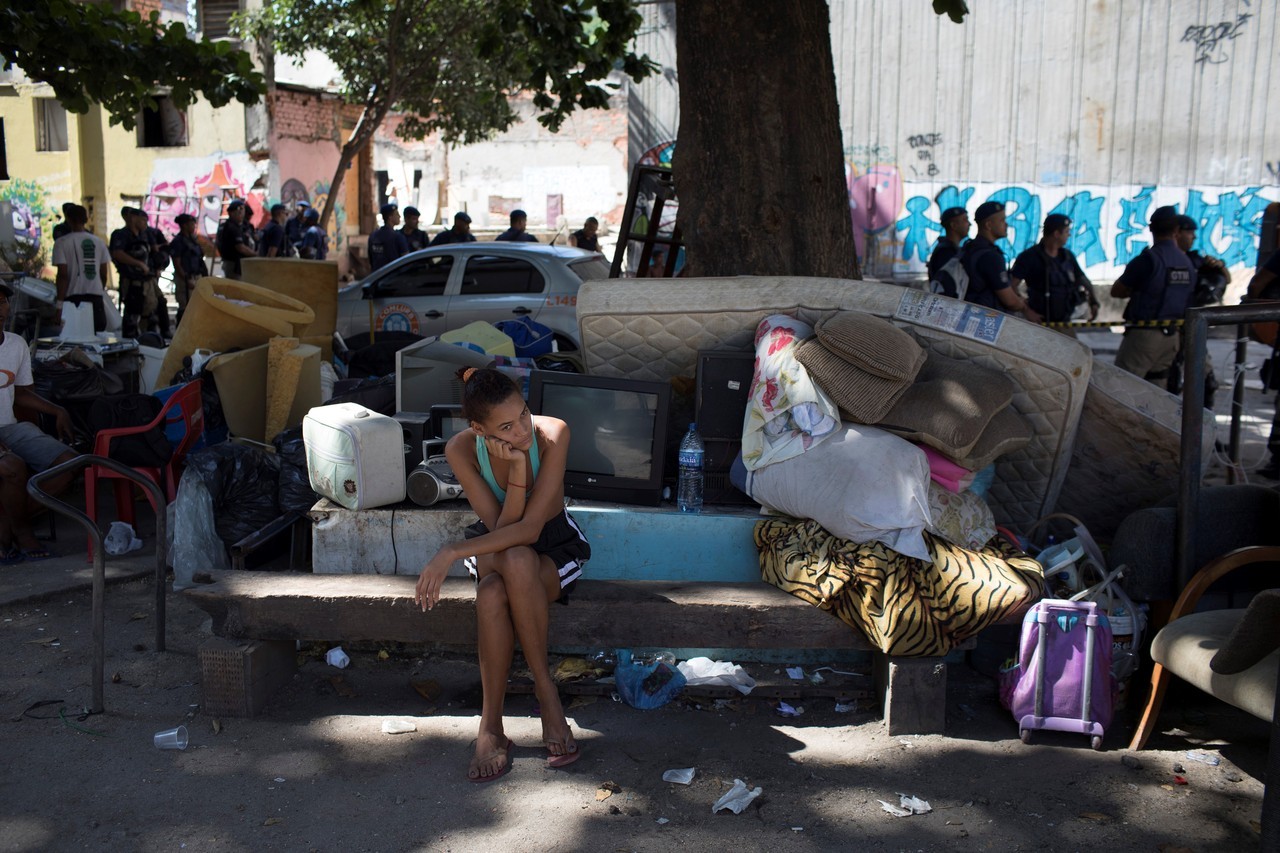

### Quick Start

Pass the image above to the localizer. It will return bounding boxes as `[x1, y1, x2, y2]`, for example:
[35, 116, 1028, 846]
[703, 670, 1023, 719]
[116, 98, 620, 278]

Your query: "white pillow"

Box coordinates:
[744, 422, 934, 560]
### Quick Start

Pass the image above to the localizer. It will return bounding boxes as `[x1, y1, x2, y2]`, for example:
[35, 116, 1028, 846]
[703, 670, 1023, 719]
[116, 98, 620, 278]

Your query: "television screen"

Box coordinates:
[529, 373, 671, 506]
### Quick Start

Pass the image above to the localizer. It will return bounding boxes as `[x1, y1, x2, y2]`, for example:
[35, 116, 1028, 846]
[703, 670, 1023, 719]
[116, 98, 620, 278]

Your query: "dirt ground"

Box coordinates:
[0, 577, 1268, 853]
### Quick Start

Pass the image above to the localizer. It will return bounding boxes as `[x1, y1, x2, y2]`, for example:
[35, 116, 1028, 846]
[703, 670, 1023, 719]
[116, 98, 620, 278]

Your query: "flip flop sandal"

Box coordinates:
[545, 737, 581, 768]
[468, 737, 514, 784]
[0, 546, 24, 566]
[20, 548, 55, 562]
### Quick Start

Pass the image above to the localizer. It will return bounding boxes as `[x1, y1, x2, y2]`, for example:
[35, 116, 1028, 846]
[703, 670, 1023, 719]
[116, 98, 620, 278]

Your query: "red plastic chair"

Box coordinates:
[85, 381, 204, 559]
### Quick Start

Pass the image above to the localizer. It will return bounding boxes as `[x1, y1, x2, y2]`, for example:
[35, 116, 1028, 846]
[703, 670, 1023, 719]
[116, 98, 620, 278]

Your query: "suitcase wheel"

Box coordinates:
[1020, 728, 1031, 745]
[1091, 735, 1103, 751]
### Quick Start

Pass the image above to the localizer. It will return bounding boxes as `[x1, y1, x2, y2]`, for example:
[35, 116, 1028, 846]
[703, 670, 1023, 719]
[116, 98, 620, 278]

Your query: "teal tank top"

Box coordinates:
[475, 433, 541, 501]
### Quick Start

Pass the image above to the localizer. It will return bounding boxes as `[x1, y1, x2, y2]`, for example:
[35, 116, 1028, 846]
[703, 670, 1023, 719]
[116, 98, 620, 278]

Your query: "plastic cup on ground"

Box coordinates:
[154, 725, 189, 751]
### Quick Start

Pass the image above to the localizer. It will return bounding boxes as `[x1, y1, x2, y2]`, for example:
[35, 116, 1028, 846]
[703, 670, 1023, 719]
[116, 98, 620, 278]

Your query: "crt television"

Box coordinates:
[527, 372, 672, 506]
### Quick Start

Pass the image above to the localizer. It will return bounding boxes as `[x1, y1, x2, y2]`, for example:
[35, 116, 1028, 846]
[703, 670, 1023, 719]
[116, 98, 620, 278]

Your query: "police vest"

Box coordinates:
[1123, 242, 1197, 322]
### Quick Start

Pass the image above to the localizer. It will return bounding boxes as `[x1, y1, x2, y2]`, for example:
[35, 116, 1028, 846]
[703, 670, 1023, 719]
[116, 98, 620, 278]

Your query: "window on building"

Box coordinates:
[199, 0, 241, 39]
[137, 96, 188, 148]
[35, 98, 68, 152]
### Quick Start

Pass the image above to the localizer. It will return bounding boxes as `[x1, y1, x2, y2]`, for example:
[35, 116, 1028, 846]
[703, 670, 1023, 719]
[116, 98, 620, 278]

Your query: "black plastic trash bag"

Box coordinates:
[272, 426, 320, 514]
[185, 443, 281, 548]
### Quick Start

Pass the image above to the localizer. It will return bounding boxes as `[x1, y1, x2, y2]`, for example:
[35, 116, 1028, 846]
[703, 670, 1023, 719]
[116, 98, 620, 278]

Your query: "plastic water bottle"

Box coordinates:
[677, 422, 704, 513]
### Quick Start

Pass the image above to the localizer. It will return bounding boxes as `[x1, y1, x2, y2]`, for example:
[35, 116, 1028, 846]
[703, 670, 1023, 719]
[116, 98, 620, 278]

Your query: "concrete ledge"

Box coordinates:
[184, 571, 870, 651]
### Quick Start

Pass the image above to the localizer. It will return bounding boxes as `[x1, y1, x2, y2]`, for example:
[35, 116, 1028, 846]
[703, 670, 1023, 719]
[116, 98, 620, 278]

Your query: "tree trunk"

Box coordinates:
[319, 103, 387, 231]
[672, 0, 857, 279]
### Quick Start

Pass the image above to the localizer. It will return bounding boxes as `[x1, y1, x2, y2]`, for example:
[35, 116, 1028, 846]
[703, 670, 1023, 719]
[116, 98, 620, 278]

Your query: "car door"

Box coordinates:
[450, 252, 550, 331]
[363, 254, 456, 338]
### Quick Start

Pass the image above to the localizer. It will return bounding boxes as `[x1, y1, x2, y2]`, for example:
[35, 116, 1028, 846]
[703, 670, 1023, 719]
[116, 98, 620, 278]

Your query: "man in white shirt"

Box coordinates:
[0, 282, 76, 562]
[52, 204, 112, 333]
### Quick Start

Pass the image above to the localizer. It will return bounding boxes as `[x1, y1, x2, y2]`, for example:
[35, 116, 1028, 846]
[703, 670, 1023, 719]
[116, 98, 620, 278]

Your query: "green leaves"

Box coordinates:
[932, 0, 970, 24]
[240, 0, 656, 144]
[0, 0, 266, 129]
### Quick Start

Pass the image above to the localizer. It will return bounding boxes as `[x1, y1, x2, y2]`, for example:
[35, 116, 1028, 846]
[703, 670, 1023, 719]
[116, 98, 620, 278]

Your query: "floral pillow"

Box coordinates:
[741, 315, 840, 471]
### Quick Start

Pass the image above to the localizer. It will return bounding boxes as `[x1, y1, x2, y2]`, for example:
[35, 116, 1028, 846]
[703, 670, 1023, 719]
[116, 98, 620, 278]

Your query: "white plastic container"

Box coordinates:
[303, 403, 407, 510]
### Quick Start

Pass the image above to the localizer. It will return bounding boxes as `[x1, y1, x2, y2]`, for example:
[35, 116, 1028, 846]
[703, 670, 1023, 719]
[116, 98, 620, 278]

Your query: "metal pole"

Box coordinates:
[27, 454, 169, 713]
[1178, 311, 1208, 592]
[1228, 324, 1248, 479]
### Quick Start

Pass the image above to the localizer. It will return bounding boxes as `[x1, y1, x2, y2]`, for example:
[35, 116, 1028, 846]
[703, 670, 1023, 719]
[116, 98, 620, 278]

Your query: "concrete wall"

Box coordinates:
[0, 79, 81, 261]
[629, 0, 1280, 283]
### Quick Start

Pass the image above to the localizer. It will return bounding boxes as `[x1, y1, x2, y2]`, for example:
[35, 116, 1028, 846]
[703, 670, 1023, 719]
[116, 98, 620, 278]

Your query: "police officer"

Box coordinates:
[400, 206, 430, 252]
[1009, 213, 1099, 334]
[167, 213, 209, 326]
[960, 201, 1042, 322]
[109, 207, 155, 338]
[430, 211, 476, 246]
[368, 203, 410, 271]
[927, 206, 969, 283]
[216, 199, 256, 280]
[258, 203, 293, 258]
[1111, 205, 1198, 382]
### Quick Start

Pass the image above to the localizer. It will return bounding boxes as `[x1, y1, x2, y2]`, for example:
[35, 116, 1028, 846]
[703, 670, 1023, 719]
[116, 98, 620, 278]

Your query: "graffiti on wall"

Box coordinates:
[278, 177, 347, 256]
[143, 156, 268, 239]
[1182, 13, 1252, 66]
[0, 179, 54, 250]
[883, 181, 1276, 280]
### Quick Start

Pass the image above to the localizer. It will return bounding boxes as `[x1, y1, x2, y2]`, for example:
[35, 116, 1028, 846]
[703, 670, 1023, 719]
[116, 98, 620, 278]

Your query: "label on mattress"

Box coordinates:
[895, 291, 1006, 344]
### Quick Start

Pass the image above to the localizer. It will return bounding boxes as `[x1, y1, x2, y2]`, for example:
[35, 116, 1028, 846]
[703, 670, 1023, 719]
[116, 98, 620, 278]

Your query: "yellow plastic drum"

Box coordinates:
[159, 277, 316, 383]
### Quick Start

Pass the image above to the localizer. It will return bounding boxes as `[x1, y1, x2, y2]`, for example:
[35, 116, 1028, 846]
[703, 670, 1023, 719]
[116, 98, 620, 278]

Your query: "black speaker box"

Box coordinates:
[695, 350, 755, 440]
[394, 411, 432, 471]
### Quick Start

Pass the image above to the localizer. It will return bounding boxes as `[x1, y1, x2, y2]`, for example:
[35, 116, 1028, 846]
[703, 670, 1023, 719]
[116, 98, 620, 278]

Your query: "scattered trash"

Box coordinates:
[326, 647, 350, 669]
[274, 777, 286, 783]
[662, 768, 696, 785]
[554, 657, 606, 683]
[1121, 755, 1142, 769]
[615, 650, 686, 709]
[786, 666, 805, 680]
[1079, 812, 1111, 822]
[1224, 771, 1243, 783]
[1172, 762, 1185, 774]
[776, 701, 803, 718]
[1173, 775, 1189, 786]
[808, 671, 825, 685]
[381, 718, 417, 734]
[791, 826, 804, 832]
[596, 781, 622, 802]
[211, 719, 222, 735]
[377, 650, 389, 661]
[677, 657, 757, 695]
[880, 793, 931, 817]
[656, 818, 669, 825]
[262, 817, 283, 827]
[712, 779, 763, 814]
[104, 521, 144, 556]
[1185, 750, 1220, 766]
[153, 725, 188, 751]
[833, 702, 856, 714]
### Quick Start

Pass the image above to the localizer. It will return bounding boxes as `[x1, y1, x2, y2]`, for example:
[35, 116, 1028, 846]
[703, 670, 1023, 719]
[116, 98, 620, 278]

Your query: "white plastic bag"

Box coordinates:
[169, 467, 229, 590]
[103, 521, 143, 556]
[58, 301, 95, 342]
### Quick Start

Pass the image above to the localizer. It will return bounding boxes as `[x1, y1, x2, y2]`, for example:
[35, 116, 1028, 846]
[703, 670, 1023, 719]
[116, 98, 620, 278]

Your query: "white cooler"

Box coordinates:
[303, 403, 406, 510]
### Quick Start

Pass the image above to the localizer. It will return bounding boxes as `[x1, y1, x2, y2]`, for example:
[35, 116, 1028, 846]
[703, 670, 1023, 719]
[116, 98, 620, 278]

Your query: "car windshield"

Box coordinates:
[568, 256, 611, 282]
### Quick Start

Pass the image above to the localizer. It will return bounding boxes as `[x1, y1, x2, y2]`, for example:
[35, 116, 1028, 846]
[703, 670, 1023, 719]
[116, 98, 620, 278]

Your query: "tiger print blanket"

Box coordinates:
[757, 518, 1045, 657]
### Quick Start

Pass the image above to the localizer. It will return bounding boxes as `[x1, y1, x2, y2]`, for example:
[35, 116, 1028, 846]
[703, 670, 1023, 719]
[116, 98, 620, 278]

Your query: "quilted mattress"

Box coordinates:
[1055, 357, 1215, 540]
[577, 277, 1094, 529]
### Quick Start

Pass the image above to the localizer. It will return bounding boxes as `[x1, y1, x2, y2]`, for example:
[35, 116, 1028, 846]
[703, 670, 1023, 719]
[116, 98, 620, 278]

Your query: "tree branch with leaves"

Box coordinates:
[239, 0, 655, 230]
[0, 0, 265, 129]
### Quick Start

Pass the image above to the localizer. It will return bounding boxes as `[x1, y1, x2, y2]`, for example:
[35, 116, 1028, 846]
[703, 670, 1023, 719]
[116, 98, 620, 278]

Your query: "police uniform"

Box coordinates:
[1010, 245, 1092, 323]
[1113, 240, 1197, 379]
[959, 235, 1011, 311]
[109, 224, 154, 338]
[368, 225, 410, 271]
[168, 231, 207, 323]
[402, 227, 430, 252]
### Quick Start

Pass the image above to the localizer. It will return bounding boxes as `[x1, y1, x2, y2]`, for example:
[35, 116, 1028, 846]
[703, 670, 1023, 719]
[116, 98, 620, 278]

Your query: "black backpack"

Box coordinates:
[87, 394, 174, 468]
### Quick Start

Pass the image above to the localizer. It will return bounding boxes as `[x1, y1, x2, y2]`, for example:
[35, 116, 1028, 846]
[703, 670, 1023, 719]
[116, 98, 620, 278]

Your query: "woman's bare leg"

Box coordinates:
[471, 570, 515, 779]
[491, 547, 576, 758]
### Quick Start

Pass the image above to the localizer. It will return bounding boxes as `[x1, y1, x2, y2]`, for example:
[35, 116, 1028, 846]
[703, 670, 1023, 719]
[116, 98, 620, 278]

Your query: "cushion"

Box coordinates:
[743, 422, 933, 560]
[953, 405, 1034, 470]
[920, 444, 978, 493]
[1152, 609, 1278, 722]
[925, 482, 997, 550]
[815, 312, 926, 382]
[876, 351, 1015, 458]
[741, 315, 840, 471]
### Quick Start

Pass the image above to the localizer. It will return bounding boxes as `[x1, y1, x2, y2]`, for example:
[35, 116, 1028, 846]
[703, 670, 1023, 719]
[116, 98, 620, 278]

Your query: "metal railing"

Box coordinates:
[27, 455, 169, 714]
[1178, 303, 1280, 590]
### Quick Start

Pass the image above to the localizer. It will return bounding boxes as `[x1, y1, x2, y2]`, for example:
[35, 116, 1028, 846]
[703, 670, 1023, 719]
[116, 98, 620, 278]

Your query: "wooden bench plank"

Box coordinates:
[184, 571, 871, 651]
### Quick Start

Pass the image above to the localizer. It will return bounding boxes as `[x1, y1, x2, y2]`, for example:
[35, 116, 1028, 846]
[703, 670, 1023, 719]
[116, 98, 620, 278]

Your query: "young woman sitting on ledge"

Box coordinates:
[415, 367, 591, 782]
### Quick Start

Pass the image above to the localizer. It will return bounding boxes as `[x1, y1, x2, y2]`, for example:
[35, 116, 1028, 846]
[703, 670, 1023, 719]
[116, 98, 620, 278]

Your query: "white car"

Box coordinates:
[336, 243, 610, 349]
